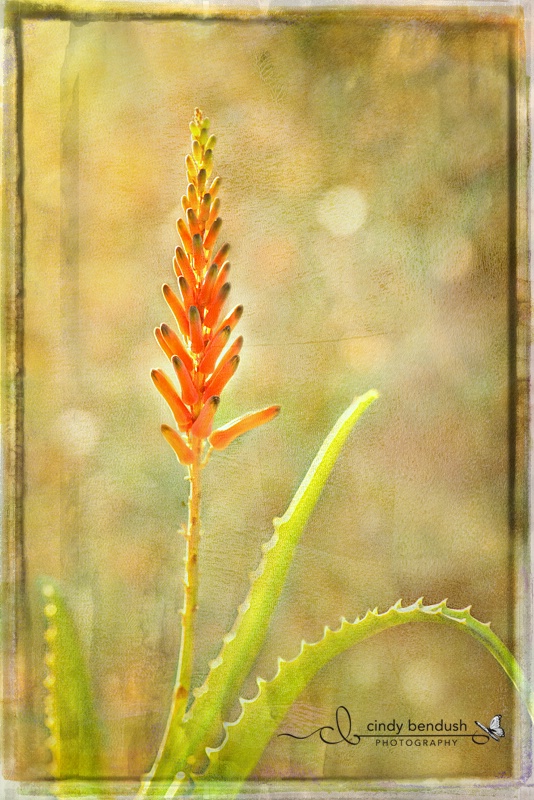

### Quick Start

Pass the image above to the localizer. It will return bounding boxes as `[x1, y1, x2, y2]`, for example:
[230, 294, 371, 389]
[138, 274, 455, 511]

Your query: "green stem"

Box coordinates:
[142, 437, 203, 789]
[178, 437, 203, 701]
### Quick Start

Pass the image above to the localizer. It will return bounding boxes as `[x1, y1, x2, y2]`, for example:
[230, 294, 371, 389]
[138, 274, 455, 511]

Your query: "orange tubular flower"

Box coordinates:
[209, 406, 281, 450]
[154, 108, 280, 464]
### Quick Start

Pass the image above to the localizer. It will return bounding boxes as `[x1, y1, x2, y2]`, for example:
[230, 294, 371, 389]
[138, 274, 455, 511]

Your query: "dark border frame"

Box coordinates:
[2, 3, 530, 795]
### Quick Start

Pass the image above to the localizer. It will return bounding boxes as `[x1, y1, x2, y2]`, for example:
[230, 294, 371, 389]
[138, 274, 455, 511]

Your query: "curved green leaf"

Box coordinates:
[189, 598, 532, 797]
[38, 577, 103, 780]
[142, 390, 379, 791]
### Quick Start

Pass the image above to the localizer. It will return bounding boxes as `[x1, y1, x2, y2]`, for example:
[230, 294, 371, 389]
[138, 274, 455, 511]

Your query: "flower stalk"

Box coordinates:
[149, 109, 280, 781]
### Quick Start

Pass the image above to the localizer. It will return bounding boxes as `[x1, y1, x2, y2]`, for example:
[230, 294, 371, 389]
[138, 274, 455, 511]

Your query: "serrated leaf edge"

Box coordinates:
[193, 598, 532, 794]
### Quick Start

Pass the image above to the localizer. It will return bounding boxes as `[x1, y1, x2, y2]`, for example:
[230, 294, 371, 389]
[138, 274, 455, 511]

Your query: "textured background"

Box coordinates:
[20, 11, 520, 781]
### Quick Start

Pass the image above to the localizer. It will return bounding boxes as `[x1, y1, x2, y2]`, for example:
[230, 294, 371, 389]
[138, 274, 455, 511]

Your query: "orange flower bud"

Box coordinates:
[177, 218, 193, 255]
[186, 207, 201, 236]
[202, 354, 239, 401]
[204, 282, 230, 330]
[190, 396, 220, 438]
[189, 306, 204, 354]
[204, 217, 222, 253]
[163, 284, 190, 338]
[197, 168, 207, 194]
[175, 246, 196, 287]
[209, 405, 280, 450]
[212, 261, 230, 299]
[209, 176, 221, 200]
[198, 326, 231, 375]
[178, 276, 195, 310]
[172, 356, 200, 405]
[155, 327, 173, 359]
[159, 324, 194, 372]
[212, 242, 230, 267]
[222, 335, 243, 364]
[199, 193, 211, 225]
[151, 369, 192, 430]
[204, 340, 240, 388]
[161, 424, 194, 465]
[207, 198, 220, 229]
[198, 263, 218, 307]
[192, 233, 206, 271]
[215, 304, 243, 337]
[187, 183, 197, 208]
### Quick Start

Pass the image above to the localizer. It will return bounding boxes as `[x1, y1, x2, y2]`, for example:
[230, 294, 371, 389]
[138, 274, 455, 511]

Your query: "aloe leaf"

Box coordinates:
[38, 577, 103, 780]
[143, 390, 379, 790]
[189, 599, 533, 798]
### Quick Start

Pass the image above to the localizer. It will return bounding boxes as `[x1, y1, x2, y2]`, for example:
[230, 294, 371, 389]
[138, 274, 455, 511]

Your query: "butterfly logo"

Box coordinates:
[475, 714, 505, 742]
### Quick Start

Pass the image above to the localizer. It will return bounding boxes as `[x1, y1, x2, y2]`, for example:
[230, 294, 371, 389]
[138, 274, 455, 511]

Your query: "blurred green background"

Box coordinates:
[19, 10, 521, 782]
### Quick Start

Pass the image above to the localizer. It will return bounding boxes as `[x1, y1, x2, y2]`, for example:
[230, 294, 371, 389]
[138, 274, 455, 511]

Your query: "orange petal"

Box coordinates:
[209, 405, 281, 450]
[172, 356, 200, 405]
[215, 304, 243, 337]
[189, 306, 204, 354]
[177, 218, 193, 255]
[212, 243, 230, 267]
[198, 263, 218, 308]
[161, 424, 194, 465]
[202, 354, 239, 401]
[163, 284, 189, 338]
[190, 396, 220, 438]
[181, 195, 190, 215]
[160, 324, 194, 371]
[204, 282, 230, 330]
[198, 326, 231, 375]
[175, 246, 196, 287]
[204, 217, 222, 253]
[151, 369, 192, 430]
